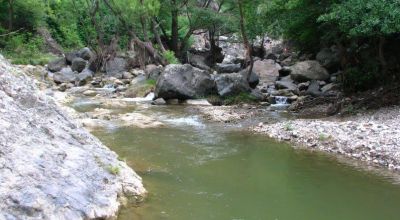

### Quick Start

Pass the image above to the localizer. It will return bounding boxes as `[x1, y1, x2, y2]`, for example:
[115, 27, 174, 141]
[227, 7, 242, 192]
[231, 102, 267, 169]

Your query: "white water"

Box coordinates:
[270, 96, 291, 110]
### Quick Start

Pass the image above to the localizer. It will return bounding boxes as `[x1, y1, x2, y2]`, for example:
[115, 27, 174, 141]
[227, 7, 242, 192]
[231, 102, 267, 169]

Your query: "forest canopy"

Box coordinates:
[0, 0, 399, 90]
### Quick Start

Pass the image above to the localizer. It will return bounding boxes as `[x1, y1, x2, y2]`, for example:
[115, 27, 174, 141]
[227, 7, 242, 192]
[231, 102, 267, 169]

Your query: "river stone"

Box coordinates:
[155, 64, 216, 100]
[76, 68, 94, 86]
[0, 55, 146, 219]
[53, 67, 77, 84]
[306, 80, 322, 97]
[71, 57, 87, 73]
[47, 57, 66, 72]
[290, 60, 330, 82]
[275, 80, 298, 92]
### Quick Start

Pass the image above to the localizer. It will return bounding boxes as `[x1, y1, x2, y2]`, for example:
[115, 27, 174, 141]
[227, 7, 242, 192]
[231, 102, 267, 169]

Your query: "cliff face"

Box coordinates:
[0, 55, 146, 219]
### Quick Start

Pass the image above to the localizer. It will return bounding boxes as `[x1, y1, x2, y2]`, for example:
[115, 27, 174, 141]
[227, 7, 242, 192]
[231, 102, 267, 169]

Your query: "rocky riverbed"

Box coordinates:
[253, 107, 400, 171]
[0, 55, 146, 219]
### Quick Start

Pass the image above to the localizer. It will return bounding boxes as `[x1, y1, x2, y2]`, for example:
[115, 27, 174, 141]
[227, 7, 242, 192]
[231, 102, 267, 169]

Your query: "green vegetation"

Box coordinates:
[223, 92, 258, 105]
[1, 0, 399, 91]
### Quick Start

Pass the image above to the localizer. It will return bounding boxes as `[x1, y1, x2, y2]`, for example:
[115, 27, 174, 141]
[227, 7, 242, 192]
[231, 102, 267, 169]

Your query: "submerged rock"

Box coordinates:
[0, 55, 146, 219]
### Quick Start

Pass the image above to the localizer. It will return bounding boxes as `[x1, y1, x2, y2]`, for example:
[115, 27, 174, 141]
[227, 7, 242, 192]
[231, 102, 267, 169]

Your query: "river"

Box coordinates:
[72, 98, 400, 220]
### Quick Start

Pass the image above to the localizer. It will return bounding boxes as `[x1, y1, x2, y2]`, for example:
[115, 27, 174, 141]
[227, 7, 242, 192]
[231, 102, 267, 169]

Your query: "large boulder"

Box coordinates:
[105, 57, 127, 78]
[252, 59, 281, 84]
[53, 67, 76, 84]
[290, 60, 330, 82]
[155, 64, 216, 100]
[47, 58, 66, 73]
[214, 72, 251, 97]
[78, 47, 93, 61]
[71, 57, 87, 73]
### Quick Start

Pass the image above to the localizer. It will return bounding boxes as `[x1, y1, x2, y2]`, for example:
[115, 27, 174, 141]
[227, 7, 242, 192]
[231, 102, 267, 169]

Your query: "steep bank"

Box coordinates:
[254, 107, 400, 171]
[0, 55, 146, 219]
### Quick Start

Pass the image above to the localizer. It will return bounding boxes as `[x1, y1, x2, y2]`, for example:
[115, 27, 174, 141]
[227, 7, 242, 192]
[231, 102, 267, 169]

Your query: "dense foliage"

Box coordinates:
[0, 0, 399, 90]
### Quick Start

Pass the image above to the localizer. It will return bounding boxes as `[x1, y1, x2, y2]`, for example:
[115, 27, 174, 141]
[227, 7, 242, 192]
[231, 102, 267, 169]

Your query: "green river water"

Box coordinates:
[73, 100, 400, 220]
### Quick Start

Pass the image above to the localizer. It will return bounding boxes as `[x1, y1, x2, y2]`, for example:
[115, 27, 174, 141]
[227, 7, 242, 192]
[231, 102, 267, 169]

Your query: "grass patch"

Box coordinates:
[4, 51, 57, 66]
[146, 79, 157, 86]
[223, 92, 258, 105]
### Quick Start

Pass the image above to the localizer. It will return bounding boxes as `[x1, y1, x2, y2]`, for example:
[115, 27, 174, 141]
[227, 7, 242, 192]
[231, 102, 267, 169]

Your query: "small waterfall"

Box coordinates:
[270, 96, 290, 110]
[275, 96, 289, 105]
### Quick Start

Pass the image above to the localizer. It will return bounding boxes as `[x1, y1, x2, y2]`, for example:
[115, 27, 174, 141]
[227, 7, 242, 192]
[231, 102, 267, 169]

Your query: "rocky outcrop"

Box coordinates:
[155, 64, 215, 100]
[290, 60, 330, 82]
[0, 55, 146, 219]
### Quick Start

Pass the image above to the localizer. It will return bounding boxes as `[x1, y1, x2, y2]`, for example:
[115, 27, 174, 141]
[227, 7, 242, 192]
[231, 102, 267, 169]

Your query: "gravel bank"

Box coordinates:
[254, 107, 400, 171]
[0, 55, 146, 219]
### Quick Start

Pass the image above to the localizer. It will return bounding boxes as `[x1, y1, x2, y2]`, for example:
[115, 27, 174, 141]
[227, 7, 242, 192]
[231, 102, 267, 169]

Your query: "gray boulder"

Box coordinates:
[252, 59, 281, 84]
[155, 64, 216, 100]
[290, 60, 330, 82]
[216, 63, 242, 73]
[47, 58, 66, 72]
[76, 69, 94, 86]
[214, 72, 251, 97]
[78, 47, 93, 60]
[105, 57, 127, 78]
[306, 80, 322, 97]
[239, 69, 259, 89]
[53, 67, 76, 84]
[65, 51, 79, 64]
[71, 57, 87, 73]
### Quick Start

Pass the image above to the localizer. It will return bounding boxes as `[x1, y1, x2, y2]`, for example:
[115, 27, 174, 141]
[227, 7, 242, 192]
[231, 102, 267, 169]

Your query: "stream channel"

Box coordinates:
[71, 97, 400, 220]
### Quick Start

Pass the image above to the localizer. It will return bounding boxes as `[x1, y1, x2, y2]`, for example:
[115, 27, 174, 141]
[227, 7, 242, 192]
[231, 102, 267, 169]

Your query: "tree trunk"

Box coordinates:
[171, 1, 179, 56]
[139, 0, 149, 42]
[152, 19, 167, 53]
[238, 0, 254, 81]
[378, 36, 387, 74]
[8, 0, 14, 31]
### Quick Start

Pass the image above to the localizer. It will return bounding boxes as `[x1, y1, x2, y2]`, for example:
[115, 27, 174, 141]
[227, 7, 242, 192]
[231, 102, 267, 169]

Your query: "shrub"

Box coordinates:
[163, 50, 180, 64]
